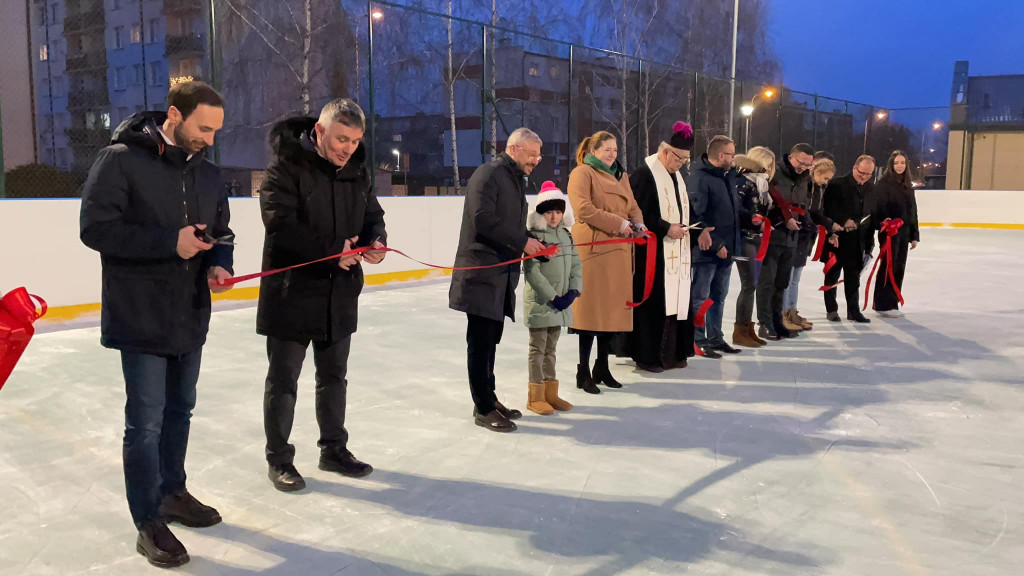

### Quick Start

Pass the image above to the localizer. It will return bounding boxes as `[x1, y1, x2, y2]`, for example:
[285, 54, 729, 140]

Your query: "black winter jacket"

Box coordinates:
[686, 154, 741, 263]
[871, 176, 920, 243]
[771, 155, 812, 248]
[256, 117, 386, 342]
[80, 111, 233, 355]
[449, 153, 530, 322]
[823, 173, 876, 254]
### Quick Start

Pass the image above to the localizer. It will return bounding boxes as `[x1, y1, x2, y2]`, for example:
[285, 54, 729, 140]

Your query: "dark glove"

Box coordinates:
[550, 290, 580, 311]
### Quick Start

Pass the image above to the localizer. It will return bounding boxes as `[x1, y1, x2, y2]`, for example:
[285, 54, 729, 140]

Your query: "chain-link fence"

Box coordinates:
[4, 0, 952, 198]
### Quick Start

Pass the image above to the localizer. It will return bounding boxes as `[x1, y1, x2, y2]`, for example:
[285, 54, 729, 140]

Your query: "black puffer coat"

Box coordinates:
[80, 111, 233, 355]
[256, 117, 386, 342]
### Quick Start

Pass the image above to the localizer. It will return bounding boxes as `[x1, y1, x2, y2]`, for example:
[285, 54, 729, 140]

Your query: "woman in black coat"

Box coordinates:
[870, 150, 920, 318]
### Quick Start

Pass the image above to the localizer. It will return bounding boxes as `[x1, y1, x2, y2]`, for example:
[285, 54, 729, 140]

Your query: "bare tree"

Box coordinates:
[446, 0, 461, 193]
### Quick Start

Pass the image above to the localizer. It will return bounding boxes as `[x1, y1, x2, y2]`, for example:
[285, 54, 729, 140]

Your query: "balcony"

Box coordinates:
[165, 34, 206, 58]
[67, 89, 110, 111]
[65, 53, 108, 73]
[64, 9, 105, 35]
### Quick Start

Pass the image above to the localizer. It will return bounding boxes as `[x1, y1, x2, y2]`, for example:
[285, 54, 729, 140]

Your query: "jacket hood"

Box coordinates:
[695, 153, 727, 177]
[527, 210, 574, 232]
[111, 111, 169, 153]
[269, 116, 367, 169]
[732, 154, 767, 174]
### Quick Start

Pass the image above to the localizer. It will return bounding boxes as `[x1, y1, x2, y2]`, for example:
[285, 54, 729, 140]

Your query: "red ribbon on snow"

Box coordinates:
[862, 218, 905, 311]
[220, 232, 656, 307]
[0, 288, 48, 391]
[751, 215, 771, 261]
[813, 225, 828, 262]
[692, 298, 714, 357]
[818, 252, 844, 292]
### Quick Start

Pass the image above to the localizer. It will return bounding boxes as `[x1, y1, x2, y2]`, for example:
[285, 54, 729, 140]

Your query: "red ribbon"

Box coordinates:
[1, 288, 48, 390]
[692, 298, 714, 357]
[752, 215, 771, 261]
[813, 225, 827, 262]
[818, 253, 844, 292]
[862, 218, 905, 311]
[221, 232, 656, 307]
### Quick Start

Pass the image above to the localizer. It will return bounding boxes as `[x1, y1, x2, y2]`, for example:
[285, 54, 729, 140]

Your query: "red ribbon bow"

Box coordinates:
[1, 288, 48, 391]
[862, 218, 905, 311]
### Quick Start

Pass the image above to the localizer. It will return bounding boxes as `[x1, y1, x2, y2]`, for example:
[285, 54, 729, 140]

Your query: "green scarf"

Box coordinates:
[583, 153, 622, 179]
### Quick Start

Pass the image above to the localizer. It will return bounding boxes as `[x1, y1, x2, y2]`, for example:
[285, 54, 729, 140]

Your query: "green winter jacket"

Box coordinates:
[523, 213, 583, 329]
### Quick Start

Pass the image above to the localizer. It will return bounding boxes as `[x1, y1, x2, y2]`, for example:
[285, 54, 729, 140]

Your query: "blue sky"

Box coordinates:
[770, 0, 1024, 108]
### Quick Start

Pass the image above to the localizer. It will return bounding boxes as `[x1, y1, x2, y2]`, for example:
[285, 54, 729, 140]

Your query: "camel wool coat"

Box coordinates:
[567, 163, 643, 333]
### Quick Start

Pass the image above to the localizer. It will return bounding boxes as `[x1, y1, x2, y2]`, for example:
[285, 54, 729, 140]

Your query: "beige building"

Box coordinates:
[946, 61, 1024, 191]
[1, 0, 37, 183]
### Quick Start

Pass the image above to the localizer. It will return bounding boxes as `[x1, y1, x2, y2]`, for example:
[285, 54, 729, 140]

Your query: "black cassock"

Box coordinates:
[611, 161, 695, 368]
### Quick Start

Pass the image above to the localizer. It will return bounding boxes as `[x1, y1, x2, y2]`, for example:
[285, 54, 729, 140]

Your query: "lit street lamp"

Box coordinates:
[742, 88, 775, 150]
[863, 110, 888, 155]
[920, 122, 943, 173]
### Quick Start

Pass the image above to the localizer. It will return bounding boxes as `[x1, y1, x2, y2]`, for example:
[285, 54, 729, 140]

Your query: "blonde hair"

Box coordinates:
[812, 158, 836, 178]
[576, 131, 616, 165]
[745, 146, 776, 180]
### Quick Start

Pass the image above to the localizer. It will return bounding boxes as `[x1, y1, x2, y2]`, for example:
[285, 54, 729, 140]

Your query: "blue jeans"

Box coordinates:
[121, 349, 202, 527]
[691, 260, 733, 348]
[782, 265, 805, 310]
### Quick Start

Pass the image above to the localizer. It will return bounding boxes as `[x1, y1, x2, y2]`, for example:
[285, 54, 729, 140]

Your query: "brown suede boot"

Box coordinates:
[793, 309, 813, 330]
[732, 322, 762, 348]
[783, 309, 803, 332]
[747, 322, 768, 346]
[527, 382, 554, 415]
[543, 380, 573, 412]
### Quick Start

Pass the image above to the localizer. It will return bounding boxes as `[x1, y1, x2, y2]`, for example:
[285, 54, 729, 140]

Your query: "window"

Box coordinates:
[528, 67, 539, 77]
[38, 5, 45, 25]
[51, 4, 58, 23]
[131, 23, 142, 44]
[102, 112, 111, 130]
[57, 148, 70, 168]
[148, 61, 163, 86]
[114, 26, 124, 49]
[39, 43, 48, 61]
[148, 19, 159, 43]
[133, 64, 143, 86]
[86, 111, 97, 129]
[113, 0, 122, 9]
[114, 66, 127, 90]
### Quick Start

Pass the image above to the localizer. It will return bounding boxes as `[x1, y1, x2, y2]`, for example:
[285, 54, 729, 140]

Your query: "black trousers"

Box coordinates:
[466, 314, 504, 414]
[755, 243, 794, 328]
[874, 233, 910, 312]
[264, 335, 351, 466]
[824, 241, 865, 315]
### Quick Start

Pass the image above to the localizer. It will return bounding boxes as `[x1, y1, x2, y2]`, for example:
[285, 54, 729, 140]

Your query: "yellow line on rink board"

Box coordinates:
[36, 268, 453, 327]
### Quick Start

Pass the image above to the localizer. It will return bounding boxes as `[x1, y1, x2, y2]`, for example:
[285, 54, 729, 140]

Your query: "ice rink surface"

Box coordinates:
[2, 229, 1022, 575]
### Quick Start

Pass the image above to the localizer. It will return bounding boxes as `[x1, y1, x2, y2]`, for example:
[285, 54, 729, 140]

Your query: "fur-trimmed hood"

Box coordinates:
[527, 209, 574, 232]
[732, 154, 768, 174]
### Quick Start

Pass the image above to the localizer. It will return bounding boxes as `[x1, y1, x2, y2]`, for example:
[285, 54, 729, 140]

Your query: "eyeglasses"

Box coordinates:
[510, 145, 542, 161]
[667, 148, 691, 163]
[854, 167, 873, 178]
[797, 159, 814, 169]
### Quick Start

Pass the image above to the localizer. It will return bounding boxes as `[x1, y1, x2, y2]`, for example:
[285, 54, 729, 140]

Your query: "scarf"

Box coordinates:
[584, 153, 623, 179]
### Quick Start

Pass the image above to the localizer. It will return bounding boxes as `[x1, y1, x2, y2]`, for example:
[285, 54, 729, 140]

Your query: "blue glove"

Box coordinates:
[550, 290, 580, 311]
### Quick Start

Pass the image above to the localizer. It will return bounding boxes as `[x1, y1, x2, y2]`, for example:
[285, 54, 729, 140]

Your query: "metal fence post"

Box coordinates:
[812, 93, 818, 150]
[481, 25, 487, 160]
[636, 58, 643, 166]
[367, 0, 376, 179]
[567, 44, 573, 171]
[0, 91, 6, 198]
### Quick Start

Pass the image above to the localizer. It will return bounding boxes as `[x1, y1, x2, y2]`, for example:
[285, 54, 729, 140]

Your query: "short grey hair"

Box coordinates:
[507, 127, 542, 147]
[318, 98, 365, 131]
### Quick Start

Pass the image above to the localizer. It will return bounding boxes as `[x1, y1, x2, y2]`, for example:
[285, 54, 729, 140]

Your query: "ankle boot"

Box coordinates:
[747, 322, 768, 345]
[543, 380, 573, 411]
[527, 382, 554, 415]
[592, 361, 623, 388]
[782, 309, 803, 332]
[794, 309, 813, 330]
[732, 322, 762, 348]
[576, 364, 600, 394]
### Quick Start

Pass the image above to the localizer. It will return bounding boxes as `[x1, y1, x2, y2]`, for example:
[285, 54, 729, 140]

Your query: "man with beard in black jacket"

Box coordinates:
[822, 154, 877, 323]
[80, 81, 232, 568]
[258, 99, 387, 493]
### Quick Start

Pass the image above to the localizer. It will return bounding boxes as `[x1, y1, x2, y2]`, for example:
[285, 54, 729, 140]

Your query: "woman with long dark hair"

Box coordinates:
[567, 131, 645, 393]
[870, 150, 920, 318]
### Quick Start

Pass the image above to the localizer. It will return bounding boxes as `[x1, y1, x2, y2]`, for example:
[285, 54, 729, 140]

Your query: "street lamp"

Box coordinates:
[367, 4, 385, 175]
[863, 110, 889, 155]
[371, 9, 383, 20]
[920, 122, 943, 173]
[392, 148, 400, 172]
[741, 88, 775, 150]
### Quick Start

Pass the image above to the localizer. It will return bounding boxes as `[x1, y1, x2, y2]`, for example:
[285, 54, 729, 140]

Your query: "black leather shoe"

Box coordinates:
[319, 448, 374, 478]
[635, 362, 664, 373]
[774, 323, 798, 339]
[576, 364, 601, 394]
[269, 464, 306, 492]
[494, 401, 522, 421]
[474, 409, 517, 432]
[700, 347, 723, 359]
[159, 489, 221, 528]
[713, 343, 742, 355]
[758, 324, 782, 341]
[827, 311, 841, 322]
[847, 312, 872, 323]
[137, 520, 189, 568]
[592, 363, 623, 388]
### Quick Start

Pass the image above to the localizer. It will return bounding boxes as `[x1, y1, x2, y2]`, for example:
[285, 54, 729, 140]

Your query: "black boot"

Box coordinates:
[319, 447, 374, 478]
[576, 364, 601, 394]
[159, 489, 221, 528]
[137, 520, 189, 568]
[847, 310, 871, 323]
[592, 361, 623, 389]
[772, 312, 797, 339]
[827, 311, 842, 322]
[494, 401, 522, 421]
[269, 464, 306, 492]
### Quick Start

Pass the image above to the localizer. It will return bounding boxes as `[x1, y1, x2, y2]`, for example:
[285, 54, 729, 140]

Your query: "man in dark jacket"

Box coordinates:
[450, 127, 547, 433]
[80, 81, 231, 568]
[756, 143, 812, 340]
[257, 99, 386, 492]
[686, 135, 741, 358]
[823, 155, 877, 323]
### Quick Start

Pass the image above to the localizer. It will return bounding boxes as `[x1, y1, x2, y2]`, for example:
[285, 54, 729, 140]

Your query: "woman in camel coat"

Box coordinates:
[567, 131, 644, 393]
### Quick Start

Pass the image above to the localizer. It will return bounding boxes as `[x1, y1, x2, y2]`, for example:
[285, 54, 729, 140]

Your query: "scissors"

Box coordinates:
[682, 221, 703, 231]
[193, 225, 236, 246]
